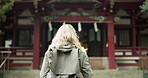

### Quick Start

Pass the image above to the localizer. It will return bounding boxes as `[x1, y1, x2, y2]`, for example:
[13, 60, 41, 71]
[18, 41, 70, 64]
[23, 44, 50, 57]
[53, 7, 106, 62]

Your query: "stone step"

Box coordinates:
[0, 70, 144, 78]
[9, 66, 32, 70]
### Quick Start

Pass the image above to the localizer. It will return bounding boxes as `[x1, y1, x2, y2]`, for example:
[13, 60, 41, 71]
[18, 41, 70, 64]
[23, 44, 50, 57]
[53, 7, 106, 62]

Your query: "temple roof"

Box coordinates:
[48, 0, 101, 3]
[14, 0, 41, 2]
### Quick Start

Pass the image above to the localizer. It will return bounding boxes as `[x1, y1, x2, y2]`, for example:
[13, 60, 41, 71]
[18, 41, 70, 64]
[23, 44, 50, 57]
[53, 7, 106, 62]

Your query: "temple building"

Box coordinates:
[0, 0, 148, 78]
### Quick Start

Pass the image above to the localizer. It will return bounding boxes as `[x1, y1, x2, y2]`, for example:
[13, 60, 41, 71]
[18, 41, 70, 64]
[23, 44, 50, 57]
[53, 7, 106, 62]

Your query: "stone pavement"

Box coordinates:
[0, 70, 144, 78]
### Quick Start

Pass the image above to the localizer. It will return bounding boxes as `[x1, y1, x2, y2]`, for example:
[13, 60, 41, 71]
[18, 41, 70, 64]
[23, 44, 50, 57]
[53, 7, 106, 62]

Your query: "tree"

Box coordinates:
[0, 0, 14, 21]
[140, 0, 148, 12]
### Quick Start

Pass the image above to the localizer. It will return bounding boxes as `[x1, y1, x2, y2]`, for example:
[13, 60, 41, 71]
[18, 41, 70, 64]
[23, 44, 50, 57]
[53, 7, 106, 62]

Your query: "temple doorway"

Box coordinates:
[40, 22, 107, 57]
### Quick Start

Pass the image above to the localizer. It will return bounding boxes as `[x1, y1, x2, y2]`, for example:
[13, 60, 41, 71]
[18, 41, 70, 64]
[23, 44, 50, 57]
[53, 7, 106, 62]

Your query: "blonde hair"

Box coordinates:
[48, 24, 84, 52]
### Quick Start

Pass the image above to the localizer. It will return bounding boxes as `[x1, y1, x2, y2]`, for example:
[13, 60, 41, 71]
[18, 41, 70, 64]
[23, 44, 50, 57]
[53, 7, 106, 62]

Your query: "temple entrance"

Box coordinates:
[40, 22, 107, 57]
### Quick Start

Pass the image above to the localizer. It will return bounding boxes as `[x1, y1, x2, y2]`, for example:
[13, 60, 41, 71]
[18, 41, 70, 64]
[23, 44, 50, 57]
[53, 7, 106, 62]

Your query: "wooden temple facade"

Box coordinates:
[0, 0, 148, 70]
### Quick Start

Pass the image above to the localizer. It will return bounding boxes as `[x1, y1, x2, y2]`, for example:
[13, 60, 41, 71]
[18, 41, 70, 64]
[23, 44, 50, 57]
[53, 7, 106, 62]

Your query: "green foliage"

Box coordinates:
[0, 0, 14, 21]
[0, 29, 5, 35]
[140, 1, 148, 12]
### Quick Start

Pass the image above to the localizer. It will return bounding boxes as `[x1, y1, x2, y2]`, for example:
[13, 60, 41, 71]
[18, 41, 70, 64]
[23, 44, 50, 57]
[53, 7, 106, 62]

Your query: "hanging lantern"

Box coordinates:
[63, 21, 66, 25]
[34, 0, 38, 8]
[94, 21, 98, 32]
[78, 21, 82, 32]
[110, 0, 114, 13]
[48, 21, 52, 31]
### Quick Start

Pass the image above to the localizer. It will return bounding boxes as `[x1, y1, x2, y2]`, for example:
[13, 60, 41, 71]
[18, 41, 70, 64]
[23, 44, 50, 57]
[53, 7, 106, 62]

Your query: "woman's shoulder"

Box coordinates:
[78, 49, 88, 57]
[44, 49, 55, 57]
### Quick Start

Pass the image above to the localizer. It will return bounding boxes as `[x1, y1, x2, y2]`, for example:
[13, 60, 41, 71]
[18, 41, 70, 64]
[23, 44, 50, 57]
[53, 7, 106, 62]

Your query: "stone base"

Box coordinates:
[93, 70, 143, 78]
[1, 70, 40, 78]
[89, 57, 108, 70]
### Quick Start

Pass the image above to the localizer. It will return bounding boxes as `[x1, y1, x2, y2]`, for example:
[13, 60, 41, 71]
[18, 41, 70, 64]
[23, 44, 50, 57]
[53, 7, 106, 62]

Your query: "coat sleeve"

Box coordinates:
[40, 50, 52, 78]
[81, 52, 93, 78]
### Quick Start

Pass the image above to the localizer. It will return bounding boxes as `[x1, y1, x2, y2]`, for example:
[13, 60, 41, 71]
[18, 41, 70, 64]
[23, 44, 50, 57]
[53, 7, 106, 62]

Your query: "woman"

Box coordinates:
[40, 24, 93, 78]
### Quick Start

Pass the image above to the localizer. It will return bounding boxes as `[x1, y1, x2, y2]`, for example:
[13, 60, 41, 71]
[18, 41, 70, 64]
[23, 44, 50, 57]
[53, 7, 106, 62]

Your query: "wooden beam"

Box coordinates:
[53, 4, 94, 10]
[115, 2, 143, 10]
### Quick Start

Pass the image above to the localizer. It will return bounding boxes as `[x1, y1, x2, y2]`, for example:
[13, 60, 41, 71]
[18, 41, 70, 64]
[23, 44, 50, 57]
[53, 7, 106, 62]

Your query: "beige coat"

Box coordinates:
[40, 45, 93, 78]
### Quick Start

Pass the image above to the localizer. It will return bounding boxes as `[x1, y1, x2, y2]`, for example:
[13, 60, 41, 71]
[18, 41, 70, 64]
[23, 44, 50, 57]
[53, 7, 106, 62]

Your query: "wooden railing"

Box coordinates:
[1, 46, 148, 70]
[115, 47, 148, 70]
[0, 47, 33, 70]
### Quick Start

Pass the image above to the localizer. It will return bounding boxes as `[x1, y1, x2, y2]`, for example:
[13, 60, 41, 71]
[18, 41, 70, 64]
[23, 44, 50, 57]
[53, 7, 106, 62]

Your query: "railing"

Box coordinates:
[115, 47, 148, 70]
[0, 47, 33, 70]
[0, 51, 11, 68]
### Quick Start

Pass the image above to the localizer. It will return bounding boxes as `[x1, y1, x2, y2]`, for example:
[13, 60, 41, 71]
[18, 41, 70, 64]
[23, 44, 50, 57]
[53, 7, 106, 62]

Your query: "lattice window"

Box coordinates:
[115, 29, 131, 46]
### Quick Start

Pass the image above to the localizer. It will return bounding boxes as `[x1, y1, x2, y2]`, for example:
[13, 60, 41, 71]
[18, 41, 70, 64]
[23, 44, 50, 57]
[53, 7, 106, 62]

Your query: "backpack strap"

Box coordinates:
[78, 49, 82, 72]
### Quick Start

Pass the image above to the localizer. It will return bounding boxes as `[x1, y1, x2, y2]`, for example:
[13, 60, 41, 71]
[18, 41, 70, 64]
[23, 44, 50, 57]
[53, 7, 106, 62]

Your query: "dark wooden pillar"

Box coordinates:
[0, 35, 3, 46]
[0, 24, 4, 46]
[0, 17, 6, 46]
[137, 29, 141, 46]
[33, 15, 40, 69]
[12, 11, 17, 46]
[107, 15, 116, 69]
[131, 14, 136, 53]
